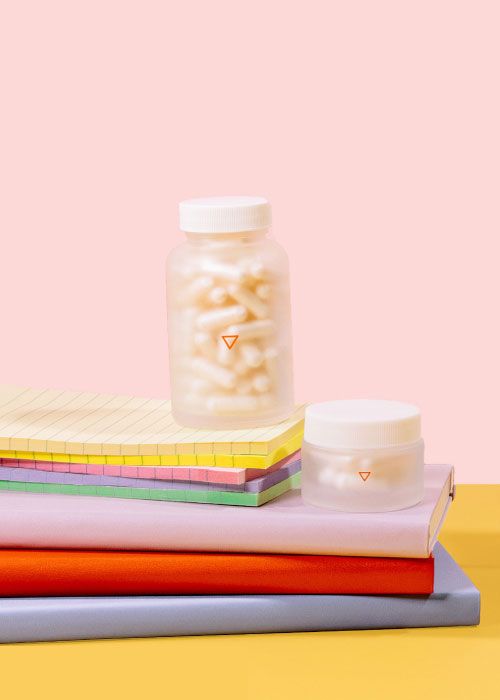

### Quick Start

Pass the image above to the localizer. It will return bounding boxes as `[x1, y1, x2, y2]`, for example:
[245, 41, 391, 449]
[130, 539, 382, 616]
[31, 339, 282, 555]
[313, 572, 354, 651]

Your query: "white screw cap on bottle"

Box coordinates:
[304, 400, 421, 450]
[179, 196, 271, 234]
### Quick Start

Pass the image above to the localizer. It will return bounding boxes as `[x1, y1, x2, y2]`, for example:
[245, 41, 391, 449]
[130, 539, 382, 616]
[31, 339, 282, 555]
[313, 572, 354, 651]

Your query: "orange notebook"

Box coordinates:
[0, 549, 434, 596]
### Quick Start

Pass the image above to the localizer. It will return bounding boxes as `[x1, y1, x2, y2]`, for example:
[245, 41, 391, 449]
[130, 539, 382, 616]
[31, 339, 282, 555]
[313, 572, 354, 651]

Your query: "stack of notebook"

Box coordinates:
[0, 386, 304, 506]
[0, 386, 480, 643]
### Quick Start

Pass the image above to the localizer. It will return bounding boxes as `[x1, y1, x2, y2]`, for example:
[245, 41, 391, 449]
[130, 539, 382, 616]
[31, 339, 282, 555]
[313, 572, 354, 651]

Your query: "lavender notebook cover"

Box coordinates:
[0, 464, 453, 557]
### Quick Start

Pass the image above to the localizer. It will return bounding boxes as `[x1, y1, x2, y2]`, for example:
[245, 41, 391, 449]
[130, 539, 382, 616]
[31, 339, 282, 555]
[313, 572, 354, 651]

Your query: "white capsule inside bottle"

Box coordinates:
[264, 346, 279, 379]
[176, 308, 197, 355]
[188, 377, 213, 396]
[249, 260, 266, 281]
[235, 379, 254, 395]
[234, 357, 251, 376]
[227, 284, 268, 319]
[201, 260, 249, 283]
[252, 372, 271, 393]
[183, 276, 213, 305]
[224, 319, 275, 340]
[192, 357, 236, 389]
[239, 342, 264, 368]
[217, 337, 235, 366]
[255, 283, 271, 301]
[208, 286, 228, 305]
[194, 331, 217, 359]
[196, 305, 247, 331]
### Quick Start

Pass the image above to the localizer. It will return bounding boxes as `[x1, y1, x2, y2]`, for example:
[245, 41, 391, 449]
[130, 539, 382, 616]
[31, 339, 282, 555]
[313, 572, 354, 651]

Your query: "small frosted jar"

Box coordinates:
[301, 400, 424, 512]
[166, 196, 294, 429]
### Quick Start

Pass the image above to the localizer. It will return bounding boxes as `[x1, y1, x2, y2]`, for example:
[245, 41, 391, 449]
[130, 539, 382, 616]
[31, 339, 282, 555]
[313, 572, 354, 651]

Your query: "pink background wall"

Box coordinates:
[1, 1, 498, 482]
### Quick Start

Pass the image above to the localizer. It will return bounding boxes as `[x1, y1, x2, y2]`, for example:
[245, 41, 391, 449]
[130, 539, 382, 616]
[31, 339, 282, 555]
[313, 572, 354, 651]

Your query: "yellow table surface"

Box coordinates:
[1, 485, 499, 699]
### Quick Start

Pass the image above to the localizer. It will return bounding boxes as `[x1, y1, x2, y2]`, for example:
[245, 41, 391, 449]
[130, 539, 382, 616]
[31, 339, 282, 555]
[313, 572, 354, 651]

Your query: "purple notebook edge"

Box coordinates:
[0, 460, 301, 493]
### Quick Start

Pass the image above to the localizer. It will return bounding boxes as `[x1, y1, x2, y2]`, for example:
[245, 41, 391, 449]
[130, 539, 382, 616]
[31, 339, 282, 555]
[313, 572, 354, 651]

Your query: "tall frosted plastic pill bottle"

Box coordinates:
[301, 400, 424, 512]
[166, 196, 294, 429]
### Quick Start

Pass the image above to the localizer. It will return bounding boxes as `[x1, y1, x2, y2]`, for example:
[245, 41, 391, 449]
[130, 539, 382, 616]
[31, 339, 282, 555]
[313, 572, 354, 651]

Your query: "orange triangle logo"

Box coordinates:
[359, 471, 371, 482]
[221, 335, 239, 350]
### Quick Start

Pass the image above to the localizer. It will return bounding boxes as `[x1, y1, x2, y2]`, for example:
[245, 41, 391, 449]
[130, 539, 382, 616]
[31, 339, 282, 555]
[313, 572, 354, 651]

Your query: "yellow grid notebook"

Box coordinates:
[0, 387, 304, 468]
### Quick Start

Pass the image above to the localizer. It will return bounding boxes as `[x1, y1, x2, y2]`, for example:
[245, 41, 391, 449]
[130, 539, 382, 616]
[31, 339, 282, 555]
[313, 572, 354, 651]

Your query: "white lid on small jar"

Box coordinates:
[304, 400, 421, 450]
[179, 196, 271, 234]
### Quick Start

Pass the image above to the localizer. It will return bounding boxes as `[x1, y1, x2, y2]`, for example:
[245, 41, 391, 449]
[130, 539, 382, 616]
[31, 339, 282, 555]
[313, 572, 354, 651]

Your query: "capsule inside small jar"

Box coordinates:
[301, 400, 425, 512]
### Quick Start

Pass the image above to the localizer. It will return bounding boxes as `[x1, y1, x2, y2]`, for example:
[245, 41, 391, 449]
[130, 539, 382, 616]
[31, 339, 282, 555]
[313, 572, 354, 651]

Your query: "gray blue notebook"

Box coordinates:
[0, 544, 479, 643]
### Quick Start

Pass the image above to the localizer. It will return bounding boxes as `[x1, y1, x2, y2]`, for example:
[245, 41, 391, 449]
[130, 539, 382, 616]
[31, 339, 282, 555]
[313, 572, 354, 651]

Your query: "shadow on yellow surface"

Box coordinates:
[439, 485, 500, 566]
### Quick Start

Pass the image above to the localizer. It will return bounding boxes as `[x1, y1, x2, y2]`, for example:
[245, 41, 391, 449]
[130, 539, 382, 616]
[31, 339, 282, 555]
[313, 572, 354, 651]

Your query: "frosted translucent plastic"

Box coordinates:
[301, 439, 425, 512]
[166, 230, 294, 428]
